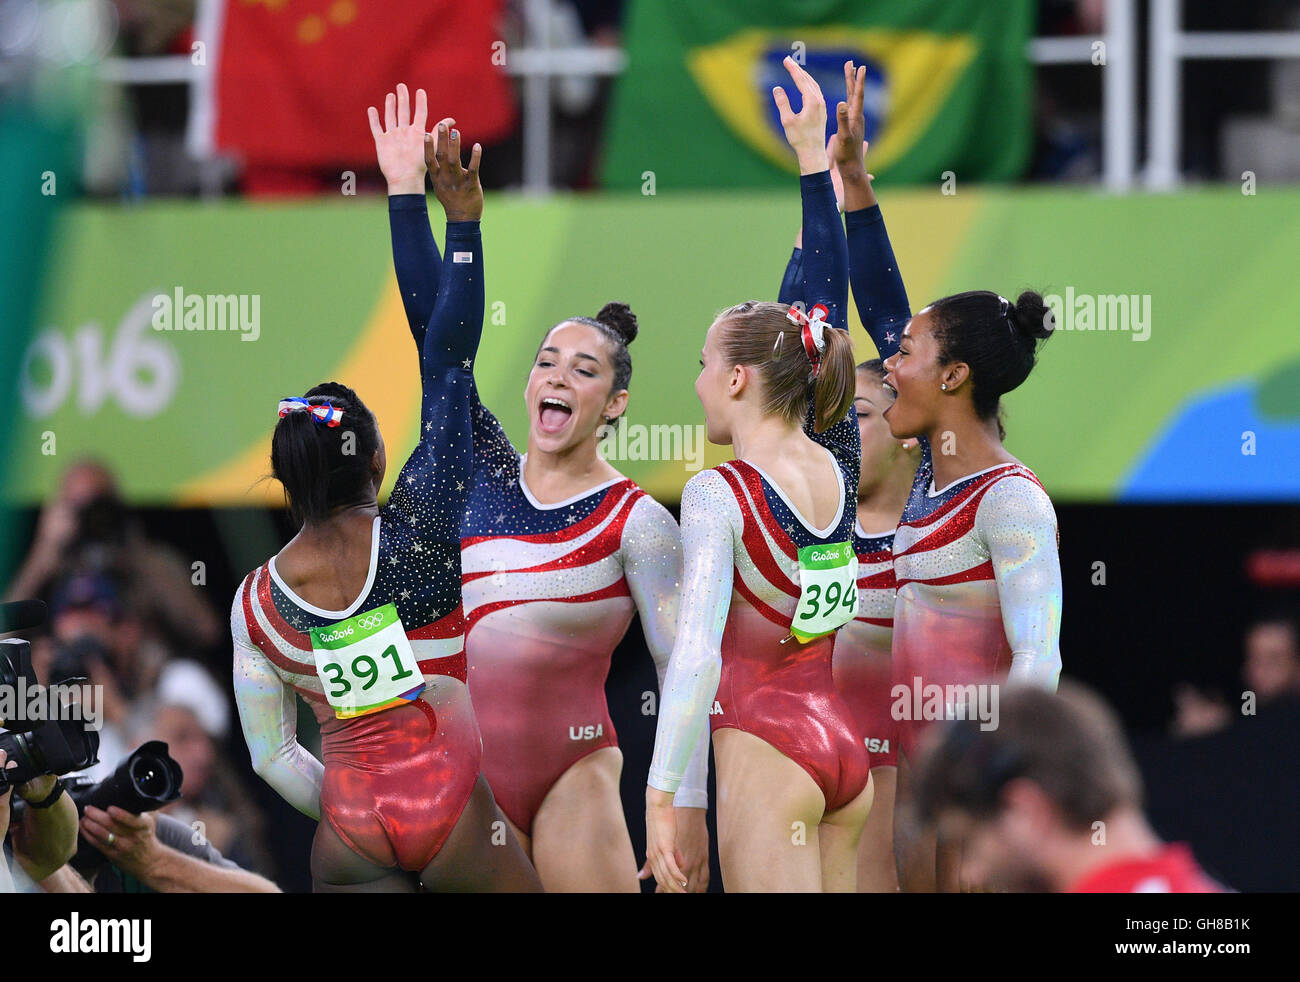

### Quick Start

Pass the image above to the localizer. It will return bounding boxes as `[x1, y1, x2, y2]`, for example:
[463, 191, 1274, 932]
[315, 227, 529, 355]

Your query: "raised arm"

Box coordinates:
[774, 57, 849, 331]
[370, 84, 460, 347]
[976, 478, 1063, 689]
[832, 62, 910, 359]
[231, 598, 323, 819]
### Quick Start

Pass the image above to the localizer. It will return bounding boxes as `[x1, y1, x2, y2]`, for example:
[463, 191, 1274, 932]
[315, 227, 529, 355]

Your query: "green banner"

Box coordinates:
[602, 0, 1034, 190]
[8, 187, 1300, 507]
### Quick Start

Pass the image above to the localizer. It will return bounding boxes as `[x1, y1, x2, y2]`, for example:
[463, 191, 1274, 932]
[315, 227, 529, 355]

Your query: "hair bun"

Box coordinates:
[1010, 290, 1055, 343]
[595, 301, 638, 346]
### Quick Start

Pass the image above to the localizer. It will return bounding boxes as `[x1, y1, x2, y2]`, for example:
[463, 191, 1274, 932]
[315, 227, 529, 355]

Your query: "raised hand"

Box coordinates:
[368, 83, 429, 196]
[772, 55, 829, 175]
[830, 61, 877, 211]
[430, 121, 483, 222]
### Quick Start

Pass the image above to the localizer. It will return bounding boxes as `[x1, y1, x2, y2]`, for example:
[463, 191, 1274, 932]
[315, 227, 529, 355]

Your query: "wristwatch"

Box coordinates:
[26, 777, 67, 809]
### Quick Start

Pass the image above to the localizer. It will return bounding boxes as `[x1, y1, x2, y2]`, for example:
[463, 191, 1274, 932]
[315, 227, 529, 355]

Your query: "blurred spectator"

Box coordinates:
[1169, 681, 1231, 739]
[1244, 613, 1300, 705]
[6, 459, 221, 653]
[914, 683, 1226, 893]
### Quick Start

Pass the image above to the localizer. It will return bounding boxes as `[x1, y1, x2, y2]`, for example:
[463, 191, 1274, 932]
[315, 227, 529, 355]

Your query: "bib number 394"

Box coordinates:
[790, 541, 858, 643]
[309, 603, 425, 719]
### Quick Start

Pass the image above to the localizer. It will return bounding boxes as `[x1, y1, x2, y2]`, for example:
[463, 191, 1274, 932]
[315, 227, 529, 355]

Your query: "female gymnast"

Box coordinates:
[778, 63, 920, 893]
[231, 86, 540, 892]
[644, 57, 872, 892]
[826, 64, 1064, 890]
[384, 93, 709, 892]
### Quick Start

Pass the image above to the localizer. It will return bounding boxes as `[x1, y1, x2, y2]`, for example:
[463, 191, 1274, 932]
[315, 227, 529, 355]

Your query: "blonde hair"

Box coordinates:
[715, 301, 855, 433]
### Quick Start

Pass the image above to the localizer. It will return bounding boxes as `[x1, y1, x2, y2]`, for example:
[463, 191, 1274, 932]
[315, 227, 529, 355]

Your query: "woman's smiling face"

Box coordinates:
[525, 321, 626, 454]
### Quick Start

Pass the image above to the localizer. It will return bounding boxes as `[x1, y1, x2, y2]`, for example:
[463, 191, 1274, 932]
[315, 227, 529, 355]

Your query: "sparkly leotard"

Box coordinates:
[649, 171, 872, 814]
[388, 195, 707, 835]
[839, 204, 1063, 756]
[230, 210, 485, 872]
[780, 206, 914, 771]
[832, 521, 900, 767]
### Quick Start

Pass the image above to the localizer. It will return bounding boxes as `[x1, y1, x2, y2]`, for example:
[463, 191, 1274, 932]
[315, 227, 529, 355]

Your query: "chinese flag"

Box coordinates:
[213, 0, 514, 171]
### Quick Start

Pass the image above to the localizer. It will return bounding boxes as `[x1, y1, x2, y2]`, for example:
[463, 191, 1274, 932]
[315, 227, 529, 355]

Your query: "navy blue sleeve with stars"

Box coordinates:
[376, 213, 484, 628]
[846, 204, 911, 360]
[389, 193, 519, 484]
[794, 170, 859, 491]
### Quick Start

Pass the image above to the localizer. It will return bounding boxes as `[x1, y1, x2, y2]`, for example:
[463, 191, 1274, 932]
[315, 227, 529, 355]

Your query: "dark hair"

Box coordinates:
[928, 289, 1054, 420]
[913, 683, 1143, 832]
[716, 301, 855, 433]
[856, 357, 1007, 441]
[270, 382, 380, 526]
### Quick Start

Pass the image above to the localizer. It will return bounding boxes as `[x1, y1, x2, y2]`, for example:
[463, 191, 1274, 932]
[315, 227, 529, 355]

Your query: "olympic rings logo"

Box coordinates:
[357, 613, 386, 630]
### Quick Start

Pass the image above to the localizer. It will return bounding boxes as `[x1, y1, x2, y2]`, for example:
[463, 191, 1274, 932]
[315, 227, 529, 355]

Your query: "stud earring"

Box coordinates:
[941, 383, 948, 391]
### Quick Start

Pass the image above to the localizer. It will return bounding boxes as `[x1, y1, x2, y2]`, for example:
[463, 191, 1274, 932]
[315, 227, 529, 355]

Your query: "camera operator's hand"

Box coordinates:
[81, 805, 159, 876]
[81, 806, 279, 893]
[10, 771, 78, 881]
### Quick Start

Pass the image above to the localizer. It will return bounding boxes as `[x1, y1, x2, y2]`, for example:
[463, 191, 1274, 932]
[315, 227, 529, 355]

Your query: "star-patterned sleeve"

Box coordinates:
[622, 494, 709, 807]
[387, 192, 517, 472]
[648, 471, 737, 795]
[230, 594, 324, 819]
[846, 204, 910, 360]
[794, 170, 859, 479]
[388, 193, 442, 350]
[975, 477, 1063, 690]
[777, 246, 804, 306]
[383, 217, 484, 546]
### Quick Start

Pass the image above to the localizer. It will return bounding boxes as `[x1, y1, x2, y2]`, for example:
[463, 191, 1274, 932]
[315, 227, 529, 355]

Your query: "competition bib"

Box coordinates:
[790, 541, 858, 643]
[309, 603, 425, 719]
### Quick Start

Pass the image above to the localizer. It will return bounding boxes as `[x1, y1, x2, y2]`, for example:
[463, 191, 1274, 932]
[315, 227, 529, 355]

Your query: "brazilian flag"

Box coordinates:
[602, 0, 1035, 189]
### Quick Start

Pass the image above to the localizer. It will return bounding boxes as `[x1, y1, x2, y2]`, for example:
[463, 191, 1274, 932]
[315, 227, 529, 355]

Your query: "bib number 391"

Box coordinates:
[309, 603, 425, 719]
[791, 541, 858, 643]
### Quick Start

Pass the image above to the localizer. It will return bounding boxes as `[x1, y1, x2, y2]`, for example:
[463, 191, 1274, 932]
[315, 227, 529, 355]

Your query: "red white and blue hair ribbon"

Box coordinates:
[786, 303, 830, 378]
[277, 397, 344, 427]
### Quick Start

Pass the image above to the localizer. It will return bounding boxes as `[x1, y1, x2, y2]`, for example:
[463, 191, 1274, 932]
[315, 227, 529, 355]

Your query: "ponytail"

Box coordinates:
[812, 325, 855, 433]
[715, 301, 856, 432]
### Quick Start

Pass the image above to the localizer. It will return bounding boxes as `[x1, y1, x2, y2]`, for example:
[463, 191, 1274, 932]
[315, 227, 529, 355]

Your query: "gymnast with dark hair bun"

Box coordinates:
[230, 85, 540, 893]
[385, 96, 710, 893]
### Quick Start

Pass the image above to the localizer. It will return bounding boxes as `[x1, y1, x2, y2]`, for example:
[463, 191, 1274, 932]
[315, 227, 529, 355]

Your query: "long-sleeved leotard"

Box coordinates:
[230, 211, 486, 872]
[842, 202, 1062, 756]
[388, 194, 707, 835]
[650, 171, 873, 813]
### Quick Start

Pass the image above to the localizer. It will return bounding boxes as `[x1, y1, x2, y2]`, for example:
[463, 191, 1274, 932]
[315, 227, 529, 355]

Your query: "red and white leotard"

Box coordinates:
[831, 521, 900, 768]
[891, 451, 1063, 754]
[459, 408, 709, 834]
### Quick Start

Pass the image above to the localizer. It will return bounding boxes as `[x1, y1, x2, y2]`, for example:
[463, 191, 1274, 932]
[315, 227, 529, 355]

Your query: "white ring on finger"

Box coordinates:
[107, 832, 115, 845]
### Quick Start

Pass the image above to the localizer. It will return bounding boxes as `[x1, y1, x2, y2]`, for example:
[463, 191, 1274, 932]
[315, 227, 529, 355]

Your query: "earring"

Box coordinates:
[941, 383, 948, 391]
[603, 416, 613, 424]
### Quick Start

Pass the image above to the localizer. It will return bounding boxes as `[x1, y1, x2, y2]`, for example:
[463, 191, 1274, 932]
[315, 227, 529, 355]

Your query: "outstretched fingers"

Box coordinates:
[782, 55, 822, 106]
[366, 105, 383, 142]
[396, 82, 410, 129]
[413, 87, 428, 132]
